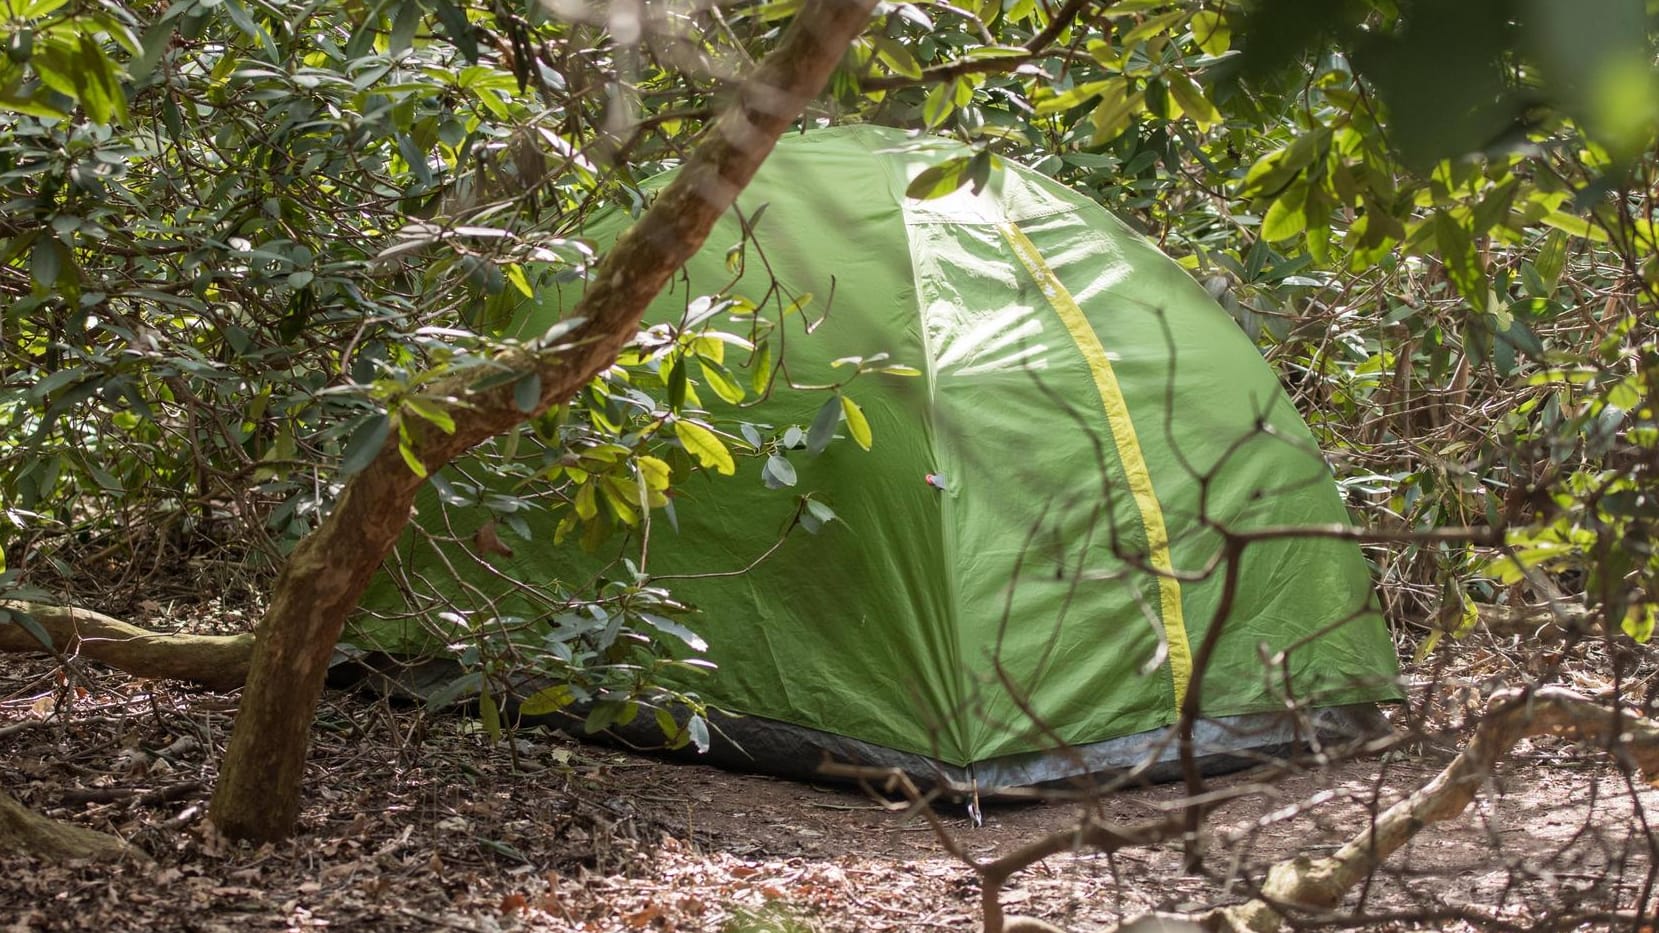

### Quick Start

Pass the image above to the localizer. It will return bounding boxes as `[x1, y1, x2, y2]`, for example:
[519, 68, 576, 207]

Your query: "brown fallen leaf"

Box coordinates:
[473, 518, 515, 559]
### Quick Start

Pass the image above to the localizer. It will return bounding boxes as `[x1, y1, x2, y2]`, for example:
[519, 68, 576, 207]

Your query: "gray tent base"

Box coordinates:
[615, 703, 1392, 794]
[328, 650, 1390, 794]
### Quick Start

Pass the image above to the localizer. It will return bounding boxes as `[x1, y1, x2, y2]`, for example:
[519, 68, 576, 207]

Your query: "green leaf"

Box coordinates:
[599, 476, 640, 525]
[584, 700, 624, 734]
[667, 357, 688, 411]
[29, 238, 62, 289]
[505, 263, 534, 298]
[0, 91, 67, 120]
[32, 40, 77, 100]
[804, 498, 837, 527]
[1089, 78, 1141, 144]
[1122, 10, 1185, 45]
[762, 454, 797, 488]
[922, 76, 977, 128]
[1498, 314, 1546, 364]
[429, 0, 479, 60]
[1239, 130, 1329, 199]
[905, 156, 973, 200]
[1453, 589, 1479, 637]
[73, 34, 129, 125]
[340, 413, 390, 476]
[781, 293, 814, 317]
[806, 394, 841, 455]
[691, 334, 726, 364]
[1411, 629, 1443, 663]
[675, 419, 735, 475]
[1540, 211, 1609, 242]
[655, 707, 682, 746]
[637, 612, 709, 651]
[426, 671, 483, 709]
[966, 149, 996, 195]
[922, 80, 957, 128]
[1623, 603, 1655, 644]
[840, 395, 872, 451]
[520, 684, 576, 715]
[698, 360, 746, 404]
[22, 0, 71, 17]
[574, 481, 598, 520]
[636, 455, 672, 490]
[479, 688, 501, 743]
[1433, 211, 1486, 300]
[223, 0, 261, 41]
[1190, 10, 1231, 55]
[1034, 80, 1109, 116]
[1165, 72, 1221, 130]
[962, 45, 1029, 60]
[398, 439, 428, 478]
[1607, 375, 1642, 411]
[85, 460, 122, 493]
[687, 714, 710, 753]
[402, 396, 456, 434]
[389, 0, 423, 53]
[750, 0, 802, 21]
[751, 340, 773, 395]
[1533, 229, 1567, 295]
[1261, 183, 1309, 242]
[871, 34, 922, 79]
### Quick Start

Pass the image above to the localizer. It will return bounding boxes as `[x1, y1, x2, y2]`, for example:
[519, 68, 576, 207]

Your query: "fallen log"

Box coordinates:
[1113, 687, 1659, 933]
[0, 601, 253, 691]
[845, 687, 1656, 933]
[0, 789, 147, 862]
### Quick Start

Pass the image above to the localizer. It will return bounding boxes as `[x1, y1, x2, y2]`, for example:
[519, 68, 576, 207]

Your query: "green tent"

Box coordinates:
[355, 125, 1400, 788]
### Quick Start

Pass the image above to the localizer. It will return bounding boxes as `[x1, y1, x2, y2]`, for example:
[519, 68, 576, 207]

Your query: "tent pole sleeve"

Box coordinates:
[997, 222, 1193, 715]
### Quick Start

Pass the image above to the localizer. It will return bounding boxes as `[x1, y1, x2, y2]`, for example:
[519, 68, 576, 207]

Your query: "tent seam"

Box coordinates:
[996, 221, 1194, 716]
[896, 177, 973, 768]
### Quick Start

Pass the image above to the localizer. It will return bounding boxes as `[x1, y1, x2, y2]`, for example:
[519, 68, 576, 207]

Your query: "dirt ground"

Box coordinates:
[3, 642, 1657, 932]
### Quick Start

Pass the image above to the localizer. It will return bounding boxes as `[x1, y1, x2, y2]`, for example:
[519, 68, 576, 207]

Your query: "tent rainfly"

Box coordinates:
[354, 125, 1401, 790]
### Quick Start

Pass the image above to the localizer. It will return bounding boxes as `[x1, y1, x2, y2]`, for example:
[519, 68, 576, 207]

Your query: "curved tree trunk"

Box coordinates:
[0, 602, 252, 690]
[0, 790, 145, 862]
[208, 0, 881, 843]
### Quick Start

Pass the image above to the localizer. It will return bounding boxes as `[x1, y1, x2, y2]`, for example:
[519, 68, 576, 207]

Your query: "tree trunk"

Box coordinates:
[0, 602, 252, 691]
[208, 0, 880, 842]
[0, 789, 145, 862]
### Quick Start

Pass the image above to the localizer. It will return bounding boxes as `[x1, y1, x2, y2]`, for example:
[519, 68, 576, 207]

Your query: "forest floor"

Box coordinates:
[2, 602, 1656, 932]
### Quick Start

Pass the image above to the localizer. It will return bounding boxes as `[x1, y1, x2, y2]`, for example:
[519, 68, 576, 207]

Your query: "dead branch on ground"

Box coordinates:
[0, 789, 149, 862]
[830, 687, 1659, 933]
[0, 601, 252, 691]
[1182, 686, 1659, 933]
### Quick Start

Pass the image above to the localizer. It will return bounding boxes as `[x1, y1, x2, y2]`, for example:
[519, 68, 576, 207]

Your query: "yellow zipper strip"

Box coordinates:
[998, 222, 1192, 712]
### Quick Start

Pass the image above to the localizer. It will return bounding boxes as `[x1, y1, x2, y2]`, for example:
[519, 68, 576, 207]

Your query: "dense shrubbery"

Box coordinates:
[1, 0, 1655, 717]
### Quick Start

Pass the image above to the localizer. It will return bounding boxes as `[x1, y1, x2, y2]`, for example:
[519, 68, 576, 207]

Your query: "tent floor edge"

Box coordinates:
[608, 702, 1395, 796]
[327, 655, 1397, 798]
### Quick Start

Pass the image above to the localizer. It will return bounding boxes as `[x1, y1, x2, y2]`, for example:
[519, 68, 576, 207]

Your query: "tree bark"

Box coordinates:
[0, 789, 145, 862]
[208, 0, 880, 842]
[0, 602, 252, 691]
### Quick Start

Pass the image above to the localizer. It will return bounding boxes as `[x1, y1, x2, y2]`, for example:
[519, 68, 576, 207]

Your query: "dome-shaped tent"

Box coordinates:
[355, 125, 1399, 789]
